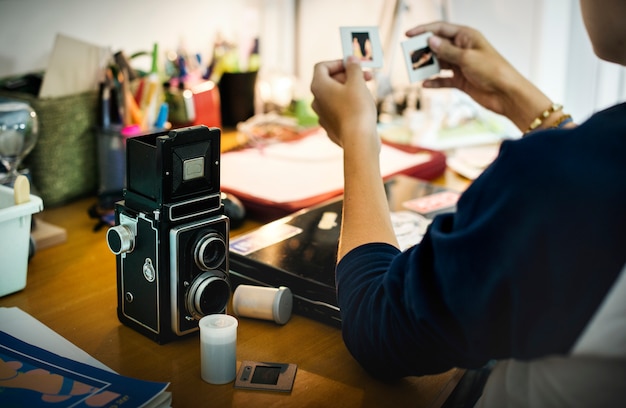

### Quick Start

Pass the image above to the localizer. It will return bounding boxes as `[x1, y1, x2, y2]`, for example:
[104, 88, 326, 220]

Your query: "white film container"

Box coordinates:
[199, 314, 238, 384]
[232, 285, 293, 325]
[0, 184, 43, 297]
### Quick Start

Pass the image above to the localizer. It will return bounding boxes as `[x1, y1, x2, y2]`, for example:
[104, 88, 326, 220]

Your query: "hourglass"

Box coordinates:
[0, 101, 38, 186]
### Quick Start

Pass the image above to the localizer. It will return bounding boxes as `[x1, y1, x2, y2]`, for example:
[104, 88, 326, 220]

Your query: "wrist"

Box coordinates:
[342, 130, 382, 171]
[499, 73, 553, 132]
[526, 103, 563, 131]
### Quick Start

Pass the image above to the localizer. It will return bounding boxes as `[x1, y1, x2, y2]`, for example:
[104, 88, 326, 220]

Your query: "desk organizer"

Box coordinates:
[0, 184, 43, 297]
[0, 89, 99, 207]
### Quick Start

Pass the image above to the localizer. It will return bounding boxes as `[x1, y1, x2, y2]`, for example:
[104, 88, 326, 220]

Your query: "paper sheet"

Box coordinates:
[39, 33, 111, 98]
[0, 306, 112, 372]
[221, 130, 432, 204]
[446, 143, 500, 180]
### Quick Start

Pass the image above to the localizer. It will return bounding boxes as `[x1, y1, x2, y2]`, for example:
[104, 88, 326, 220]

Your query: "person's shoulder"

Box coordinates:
[593, 101, 626, 118]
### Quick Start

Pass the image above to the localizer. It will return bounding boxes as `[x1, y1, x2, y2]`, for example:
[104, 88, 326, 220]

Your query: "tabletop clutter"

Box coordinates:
[0, 32, 304, 397]
[0, 32, 274, 210]
[0, 26, 492, 404]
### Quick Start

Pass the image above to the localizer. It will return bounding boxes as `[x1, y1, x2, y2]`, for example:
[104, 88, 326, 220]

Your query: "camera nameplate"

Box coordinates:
[166, 193, 221, 222]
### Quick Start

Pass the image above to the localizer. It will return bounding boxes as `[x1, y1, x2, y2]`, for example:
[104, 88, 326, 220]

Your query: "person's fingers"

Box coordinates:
[311, 59, 346, 93]
[310, 95, 331, 127]
[311, 57, 372, 91]
[427, 35, 466, 66]
[310, 98, 319, 115]
[405, 21, 463, 40]
[437, 59, 454, 71]
[422, 77, 458, 89]
[314, 59, 346, 77]
[344, 56, 367, 86]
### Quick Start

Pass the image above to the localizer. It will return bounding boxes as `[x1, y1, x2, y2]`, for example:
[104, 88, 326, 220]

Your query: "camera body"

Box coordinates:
[106, 125, 230, 343]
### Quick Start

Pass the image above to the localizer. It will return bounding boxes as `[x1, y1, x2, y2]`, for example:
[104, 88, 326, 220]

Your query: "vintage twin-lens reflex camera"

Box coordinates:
[106, 125, 230, 343]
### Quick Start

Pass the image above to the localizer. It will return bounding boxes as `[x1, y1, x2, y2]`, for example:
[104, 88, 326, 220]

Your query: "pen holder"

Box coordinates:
[96, 125, 126, 209]
[218, 72, 258, 128]
[96, 125, 165, 209]
[166, 81, 222, 129]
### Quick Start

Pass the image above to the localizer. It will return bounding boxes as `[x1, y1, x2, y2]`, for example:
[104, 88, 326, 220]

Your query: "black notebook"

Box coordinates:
[228, 175, 460, 327]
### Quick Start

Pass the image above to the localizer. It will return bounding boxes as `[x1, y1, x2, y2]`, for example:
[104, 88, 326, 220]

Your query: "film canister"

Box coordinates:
[232, 285, 293, 325]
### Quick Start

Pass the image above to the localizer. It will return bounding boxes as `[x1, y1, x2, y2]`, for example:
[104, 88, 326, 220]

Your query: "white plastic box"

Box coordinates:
[0, 184, 43, 297]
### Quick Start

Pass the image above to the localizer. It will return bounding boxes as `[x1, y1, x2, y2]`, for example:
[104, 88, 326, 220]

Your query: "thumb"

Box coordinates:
[428, 35, 463, 66]
[344, 56, 367, 85]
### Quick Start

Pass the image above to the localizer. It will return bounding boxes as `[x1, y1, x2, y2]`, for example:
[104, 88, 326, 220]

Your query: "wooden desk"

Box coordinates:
[0, 168, 470, 407]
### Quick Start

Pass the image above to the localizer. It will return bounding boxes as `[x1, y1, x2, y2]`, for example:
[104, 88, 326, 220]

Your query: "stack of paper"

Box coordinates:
[221, 129, 435, 210]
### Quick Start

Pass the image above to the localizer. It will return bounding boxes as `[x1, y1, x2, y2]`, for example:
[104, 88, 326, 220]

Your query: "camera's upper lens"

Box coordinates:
[195, 233, 227, 270]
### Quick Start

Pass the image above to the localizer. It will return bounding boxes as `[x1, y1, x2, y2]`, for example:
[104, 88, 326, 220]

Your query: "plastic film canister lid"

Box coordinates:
[273, 286, 293, 324]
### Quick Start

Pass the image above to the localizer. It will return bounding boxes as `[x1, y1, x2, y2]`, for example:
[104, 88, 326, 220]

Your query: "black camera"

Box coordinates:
[106, 125, 230, 343]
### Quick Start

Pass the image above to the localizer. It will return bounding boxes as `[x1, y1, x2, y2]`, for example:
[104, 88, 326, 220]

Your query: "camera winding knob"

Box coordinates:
[106, 225, 135, 255]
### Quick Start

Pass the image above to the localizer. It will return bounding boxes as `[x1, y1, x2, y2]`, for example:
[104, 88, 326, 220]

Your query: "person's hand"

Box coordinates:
[407, 21, 553, 131]
[310, 56, 379, 153]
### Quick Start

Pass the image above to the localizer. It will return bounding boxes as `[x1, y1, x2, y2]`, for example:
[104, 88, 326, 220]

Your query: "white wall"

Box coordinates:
[0, 0, 295, 79]
[295, 0, 443, 95]
[296, 0, 549, 98]
[1, 0, 623, 122]
[564, 3, 626, 121]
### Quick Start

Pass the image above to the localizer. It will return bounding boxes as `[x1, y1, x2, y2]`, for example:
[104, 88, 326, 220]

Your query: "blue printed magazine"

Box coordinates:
[0, 331, 170, 407]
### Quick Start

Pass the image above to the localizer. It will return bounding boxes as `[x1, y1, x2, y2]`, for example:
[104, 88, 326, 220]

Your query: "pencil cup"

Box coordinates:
[232, 285, 293, 325]
[199, 314, 238, 384]
[96, 126, 126, 208]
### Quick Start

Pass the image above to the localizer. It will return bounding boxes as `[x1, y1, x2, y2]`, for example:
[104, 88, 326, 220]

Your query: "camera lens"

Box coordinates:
[186, 273, 230, 319]
[195, 233, 227, 270]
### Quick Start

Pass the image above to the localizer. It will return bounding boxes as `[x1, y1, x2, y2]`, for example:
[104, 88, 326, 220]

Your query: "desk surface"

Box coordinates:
[0, 159, 470, 407]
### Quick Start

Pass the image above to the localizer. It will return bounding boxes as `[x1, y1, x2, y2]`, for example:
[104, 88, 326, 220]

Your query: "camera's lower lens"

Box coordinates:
[195, 233, 227, 270]
[186, 273, 230, 319]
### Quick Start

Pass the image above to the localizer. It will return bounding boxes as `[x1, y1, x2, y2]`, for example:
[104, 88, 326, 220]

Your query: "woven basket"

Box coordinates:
[0, 89, 99, 207]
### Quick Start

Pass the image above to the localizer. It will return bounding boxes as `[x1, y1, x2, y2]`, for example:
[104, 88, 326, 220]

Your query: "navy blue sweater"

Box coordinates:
[336, 103, 626, 379]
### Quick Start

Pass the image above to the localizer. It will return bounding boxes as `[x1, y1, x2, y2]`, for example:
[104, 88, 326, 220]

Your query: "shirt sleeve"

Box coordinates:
[336, 131, 626, 379]
[336, 240, 487, 378]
